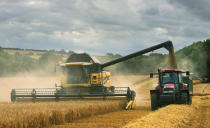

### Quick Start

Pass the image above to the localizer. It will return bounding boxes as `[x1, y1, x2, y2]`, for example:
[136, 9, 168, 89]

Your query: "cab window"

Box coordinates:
[162, 72, 179, 84]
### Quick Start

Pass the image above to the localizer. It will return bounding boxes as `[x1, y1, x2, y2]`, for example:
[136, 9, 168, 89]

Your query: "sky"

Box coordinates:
[0, 0, 209, 55]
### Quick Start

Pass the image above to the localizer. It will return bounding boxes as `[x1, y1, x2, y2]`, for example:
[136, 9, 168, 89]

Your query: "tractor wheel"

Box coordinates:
[180, 93, 188, 104]
[188, 95, 192, 105]
[151, 93, 159, 111]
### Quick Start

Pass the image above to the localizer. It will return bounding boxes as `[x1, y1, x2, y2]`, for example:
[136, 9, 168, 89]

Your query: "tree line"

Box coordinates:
[0, 39, 210, 81]
[0, 49, 67, 76]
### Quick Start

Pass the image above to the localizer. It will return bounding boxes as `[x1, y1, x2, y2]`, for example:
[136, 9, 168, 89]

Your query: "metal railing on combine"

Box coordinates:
[10, 88, 58, 102]
[10, 87, 132, 102]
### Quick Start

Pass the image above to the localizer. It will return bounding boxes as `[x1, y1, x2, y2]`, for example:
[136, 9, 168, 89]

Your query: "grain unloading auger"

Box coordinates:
[11, 41, 174, 109]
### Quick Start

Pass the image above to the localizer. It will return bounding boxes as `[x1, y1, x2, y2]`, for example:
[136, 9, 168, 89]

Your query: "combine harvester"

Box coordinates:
[11, 41, 177, 109]
[150, 43, 193, 110]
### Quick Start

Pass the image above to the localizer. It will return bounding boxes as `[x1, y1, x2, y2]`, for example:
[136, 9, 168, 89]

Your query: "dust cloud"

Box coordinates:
[134, 77, 158, 105]
[0, 73, 59, 102]
[100, 55, 158, 106]
[178, 59, 194, 72]
[111, 74, 157, 105]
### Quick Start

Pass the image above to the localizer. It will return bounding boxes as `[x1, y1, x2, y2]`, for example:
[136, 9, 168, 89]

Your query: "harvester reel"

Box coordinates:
[10, 87, 135, 103]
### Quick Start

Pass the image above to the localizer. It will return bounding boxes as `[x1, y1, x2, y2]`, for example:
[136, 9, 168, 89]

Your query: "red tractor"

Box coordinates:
[150, 68, 193, 110]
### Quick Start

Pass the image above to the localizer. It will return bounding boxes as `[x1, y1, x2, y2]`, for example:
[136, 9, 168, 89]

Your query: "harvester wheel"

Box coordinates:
[151, 93, 159, 111]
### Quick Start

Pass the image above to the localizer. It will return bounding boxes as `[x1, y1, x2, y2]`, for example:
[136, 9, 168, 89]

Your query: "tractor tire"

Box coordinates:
[180, 93, 188, 104]
[151, 93, 159, 111]
[188, 95, 192, 105]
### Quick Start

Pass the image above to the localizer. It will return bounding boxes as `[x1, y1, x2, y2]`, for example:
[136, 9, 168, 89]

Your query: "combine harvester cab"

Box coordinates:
[150, 68, 193, 110]
[11, 40, 177, 110]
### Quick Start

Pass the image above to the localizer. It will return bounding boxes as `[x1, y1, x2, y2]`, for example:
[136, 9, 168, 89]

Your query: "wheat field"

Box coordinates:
[193, 83, 210, 95]
[0, 76, 209, 128]
[123, 105, 194, 128]
[0, 75, 146, 128]
[0, 100, 126, 128]
[123, 83, 210, 128]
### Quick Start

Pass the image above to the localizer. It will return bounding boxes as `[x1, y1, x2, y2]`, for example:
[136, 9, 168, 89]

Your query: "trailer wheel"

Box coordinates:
[151, 93, 159, 111]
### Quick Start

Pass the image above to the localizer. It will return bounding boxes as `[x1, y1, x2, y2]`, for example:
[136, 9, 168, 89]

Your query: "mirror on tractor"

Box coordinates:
[150, 73, 154, 78]
[186, 71, 190, 76]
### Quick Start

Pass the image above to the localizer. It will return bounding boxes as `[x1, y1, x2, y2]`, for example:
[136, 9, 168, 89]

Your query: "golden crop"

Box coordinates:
[123, 105, 195, 128]
[0, 100, 126, 128]
[193, 83, 210, 95]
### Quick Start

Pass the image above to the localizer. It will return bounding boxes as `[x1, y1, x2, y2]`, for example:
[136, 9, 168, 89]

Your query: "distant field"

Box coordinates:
[2, 49, 46, 60]
[2, 48, 69, 60]
[3, 49, 45, 55]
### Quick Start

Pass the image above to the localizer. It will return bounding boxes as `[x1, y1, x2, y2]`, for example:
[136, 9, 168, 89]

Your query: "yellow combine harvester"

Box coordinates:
[11, 41, 175, 109]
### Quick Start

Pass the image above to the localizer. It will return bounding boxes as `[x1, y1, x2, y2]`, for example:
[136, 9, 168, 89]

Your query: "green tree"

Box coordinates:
[203, 39, 210, 81]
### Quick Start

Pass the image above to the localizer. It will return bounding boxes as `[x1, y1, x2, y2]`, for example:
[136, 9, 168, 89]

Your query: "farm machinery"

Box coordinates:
[150, 68, 193, 111]
[11, 40, 177, 109]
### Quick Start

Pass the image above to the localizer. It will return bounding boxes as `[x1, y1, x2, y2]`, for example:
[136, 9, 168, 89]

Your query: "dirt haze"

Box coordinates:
[0, 75, 59, 102]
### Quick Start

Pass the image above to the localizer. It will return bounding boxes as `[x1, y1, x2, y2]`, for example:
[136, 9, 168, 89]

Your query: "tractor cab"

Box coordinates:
[151, 69, 190, 94]
[159, 69, 188, 94]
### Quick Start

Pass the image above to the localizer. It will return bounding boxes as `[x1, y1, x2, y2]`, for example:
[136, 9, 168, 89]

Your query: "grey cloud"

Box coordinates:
[169, 0, 210, 22]
[0, 0, 209, 55]
[142, 8, 160, 16]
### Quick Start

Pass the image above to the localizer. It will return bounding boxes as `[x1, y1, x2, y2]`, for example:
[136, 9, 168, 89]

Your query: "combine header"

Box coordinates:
[11, 41, 176, 109]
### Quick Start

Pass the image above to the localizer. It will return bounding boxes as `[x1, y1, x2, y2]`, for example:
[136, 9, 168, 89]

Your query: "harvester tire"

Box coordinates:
[151, 93, 159, 111]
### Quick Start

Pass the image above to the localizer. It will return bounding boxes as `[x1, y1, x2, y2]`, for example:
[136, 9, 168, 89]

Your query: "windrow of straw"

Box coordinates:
[123, 105, 195, 128]
[0, 100, 126, 128]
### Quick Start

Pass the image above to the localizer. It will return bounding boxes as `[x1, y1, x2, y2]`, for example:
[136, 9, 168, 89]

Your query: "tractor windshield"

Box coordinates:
[64, 65, 90, 84]
[162, 72, 179, 84]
